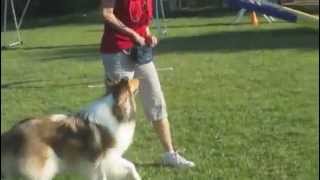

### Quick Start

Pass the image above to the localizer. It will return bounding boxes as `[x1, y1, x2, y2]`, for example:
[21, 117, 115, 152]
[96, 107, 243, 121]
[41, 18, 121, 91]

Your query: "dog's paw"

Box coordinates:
[133, 173, 141, 180]
[127, 170, 141, 180]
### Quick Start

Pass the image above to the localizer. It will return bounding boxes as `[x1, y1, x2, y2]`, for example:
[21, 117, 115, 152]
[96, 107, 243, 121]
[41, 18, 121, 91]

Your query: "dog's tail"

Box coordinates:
[1, 134, 7, 180]
[1, 130, 24, 179]
[1, 171, 5, 180]
[1, 129, 25, 161]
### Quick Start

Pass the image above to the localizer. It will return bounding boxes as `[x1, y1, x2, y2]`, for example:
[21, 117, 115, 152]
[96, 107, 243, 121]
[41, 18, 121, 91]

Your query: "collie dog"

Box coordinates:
[1, 79, 141, 180]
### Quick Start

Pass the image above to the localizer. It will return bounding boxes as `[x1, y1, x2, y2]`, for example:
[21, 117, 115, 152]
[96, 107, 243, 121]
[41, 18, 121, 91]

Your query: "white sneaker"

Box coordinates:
[161, 152, 195, 168]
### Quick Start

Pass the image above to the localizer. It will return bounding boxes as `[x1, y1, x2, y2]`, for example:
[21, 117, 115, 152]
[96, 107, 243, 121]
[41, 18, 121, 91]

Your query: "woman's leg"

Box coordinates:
[134, 62, 194, 168]
[134, 62, 174, 152]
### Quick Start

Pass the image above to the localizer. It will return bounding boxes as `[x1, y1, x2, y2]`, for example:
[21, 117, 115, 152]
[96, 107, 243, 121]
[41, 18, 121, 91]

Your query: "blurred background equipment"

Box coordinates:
[1, 0, 31, 49]
[233, 0, 277, 25]
[227, 0, 319, 28]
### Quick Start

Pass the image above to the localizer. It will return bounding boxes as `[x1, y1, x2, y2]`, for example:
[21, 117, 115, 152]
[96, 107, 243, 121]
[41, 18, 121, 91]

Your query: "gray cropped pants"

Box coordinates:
[101, 52, 168, 121]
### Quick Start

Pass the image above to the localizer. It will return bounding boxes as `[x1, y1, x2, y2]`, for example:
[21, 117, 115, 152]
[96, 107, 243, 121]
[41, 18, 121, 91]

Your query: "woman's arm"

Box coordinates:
[146, 26, 152, 37]
[102, 0, 145, 46]
[145, 27, 158, 48]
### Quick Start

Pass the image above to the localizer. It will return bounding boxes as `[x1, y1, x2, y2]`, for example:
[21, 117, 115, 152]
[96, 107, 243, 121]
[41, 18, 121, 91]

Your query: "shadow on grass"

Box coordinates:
[20, 43, 98, 51]
[5, 27, 318, 62]
[133, 161, 189, 170]
[18, 44, 100, 61]
[163, 22, 255, 29]
[156, 27, 318, 54]
[5, 9, 235, 30]
[4, 12, 103, 31]
[86, 21, 278, 33]
[133, 161, 164, 168]
[1, 79, 47, 89]
[1, 80, 102, 90]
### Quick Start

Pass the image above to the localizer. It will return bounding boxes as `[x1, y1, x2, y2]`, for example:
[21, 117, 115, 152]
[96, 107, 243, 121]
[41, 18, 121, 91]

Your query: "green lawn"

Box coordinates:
[1, 12, 319, 180]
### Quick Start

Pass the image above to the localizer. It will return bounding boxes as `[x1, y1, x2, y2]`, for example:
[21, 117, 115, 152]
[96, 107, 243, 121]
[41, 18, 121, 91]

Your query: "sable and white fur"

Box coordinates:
[1, 79, 141, 180]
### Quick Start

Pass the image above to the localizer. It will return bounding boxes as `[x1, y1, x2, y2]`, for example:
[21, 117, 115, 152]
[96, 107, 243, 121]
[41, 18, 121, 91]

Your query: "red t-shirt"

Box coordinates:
[100, 0, 153, 53]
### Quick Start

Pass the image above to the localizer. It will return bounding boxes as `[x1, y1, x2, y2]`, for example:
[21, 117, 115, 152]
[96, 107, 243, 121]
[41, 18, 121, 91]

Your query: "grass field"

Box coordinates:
[1, 11, 319, 180]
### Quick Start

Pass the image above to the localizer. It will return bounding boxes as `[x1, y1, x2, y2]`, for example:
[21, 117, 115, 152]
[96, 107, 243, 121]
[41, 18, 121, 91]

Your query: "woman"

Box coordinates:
[100, 0, 194, 168]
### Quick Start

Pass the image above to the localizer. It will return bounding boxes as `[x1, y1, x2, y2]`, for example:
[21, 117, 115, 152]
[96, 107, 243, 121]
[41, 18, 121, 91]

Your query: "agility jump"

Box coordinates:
[228, 0, 319, 28]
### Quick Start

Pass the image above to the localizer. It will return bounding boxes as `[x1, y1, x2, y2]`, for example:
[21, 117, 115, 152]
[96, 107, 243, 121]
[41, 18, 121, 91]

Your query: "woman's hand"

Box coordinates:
[146, 35, 158, 48]
[132, 33, 146, 46]
[145, 27, 158, 48]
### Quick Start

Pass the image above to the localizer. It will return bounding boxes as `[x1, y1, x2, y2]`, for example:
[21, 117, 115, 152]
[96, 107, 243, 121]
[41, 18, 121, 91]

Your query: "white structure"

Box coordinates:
[1, 0, 31, 49]
[155, 0, 168, 37]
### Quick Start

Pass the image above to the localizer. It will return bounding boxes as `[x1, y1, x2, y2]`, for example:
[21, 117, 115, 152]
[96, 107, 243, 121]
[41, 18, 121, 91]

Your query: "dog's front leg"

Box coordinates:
[89, 172, 107, 180]
[99, 164, 108, 180]
[88, 166, 107, 180]
[104, 153, 141, 180]
[119, 158, 141, 180]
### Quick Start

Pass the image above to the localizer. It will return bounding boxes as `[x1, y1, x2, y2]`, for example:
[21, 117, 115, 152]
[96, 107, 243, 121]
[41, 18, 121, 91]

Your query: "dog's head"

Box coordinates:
[108, 79, 139, 122]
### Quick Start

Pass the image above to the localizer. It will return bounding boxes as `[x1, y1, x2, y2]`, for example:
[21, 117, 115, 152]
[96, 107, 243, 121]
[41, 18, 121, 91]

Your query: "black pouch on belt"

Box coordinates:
[130, 45, 153, 65]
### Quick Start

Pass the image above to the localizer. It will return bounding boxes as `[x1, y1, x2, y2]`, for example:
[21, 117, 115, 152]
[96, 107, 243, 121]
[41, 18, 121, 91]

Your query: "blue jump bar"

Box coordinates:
[227, 0, 297, 22]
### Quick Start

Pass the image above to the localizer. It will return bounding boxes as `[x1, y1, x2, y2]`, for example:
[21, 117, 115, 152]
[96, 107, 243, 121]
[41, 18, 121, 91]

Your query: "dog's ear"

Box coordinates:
[116, 79, 130, 106]
[116, 79, 139, 105]
[128, 79, 139, 95]
[112, 79, 131, 121]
